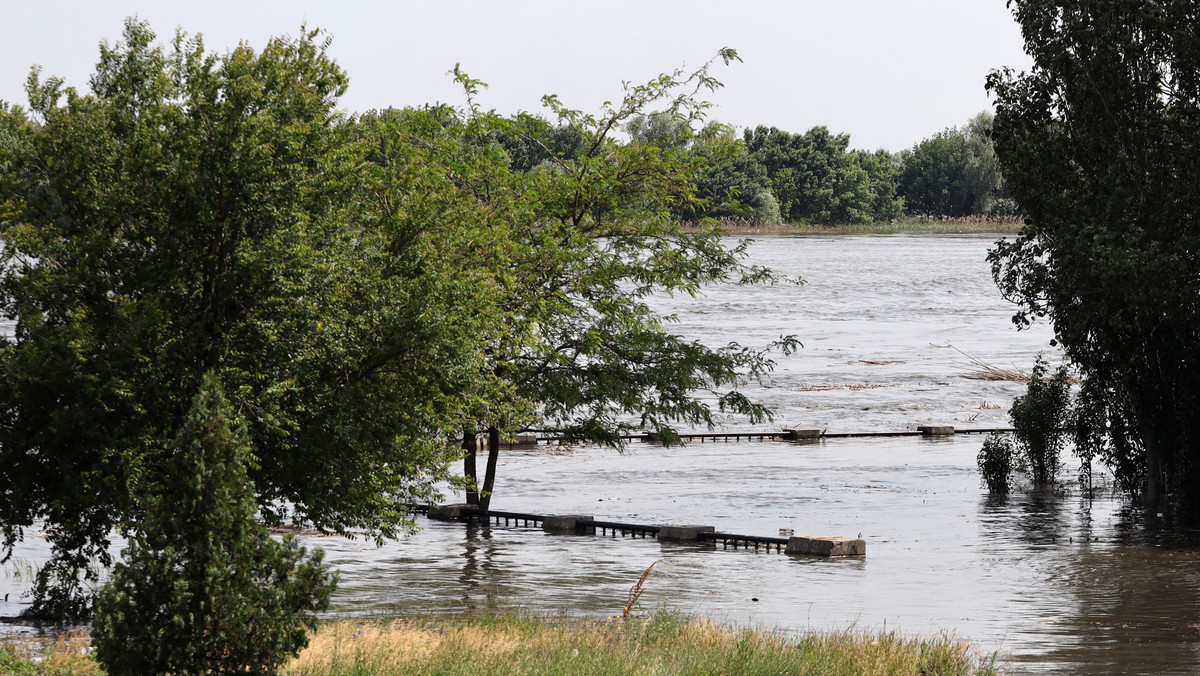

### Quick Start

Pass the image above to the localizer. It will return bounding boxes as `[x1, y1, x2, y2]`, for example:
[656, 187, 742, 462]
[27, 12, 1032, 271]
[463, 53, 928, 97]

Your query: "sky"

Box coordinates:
[0, 1, 1033, 152]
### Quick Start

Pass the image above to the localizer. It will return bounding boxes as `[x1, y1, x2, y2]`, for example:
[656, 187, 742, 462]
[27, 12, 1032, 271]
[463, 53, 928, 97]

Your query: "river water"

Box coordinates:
[4, 234, 1200, 675]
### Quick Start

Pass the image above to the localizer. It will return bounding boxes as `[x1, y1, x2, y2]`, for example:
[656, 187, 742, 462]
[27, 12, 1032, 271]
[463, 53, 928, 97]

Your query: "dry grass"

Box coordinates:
[0, 631, 100, 676]
[0, 611, 1001, 675]
[622, 560, 658, 618]
[285, 610, 1002, 676]
[952, 345, 1031, 383]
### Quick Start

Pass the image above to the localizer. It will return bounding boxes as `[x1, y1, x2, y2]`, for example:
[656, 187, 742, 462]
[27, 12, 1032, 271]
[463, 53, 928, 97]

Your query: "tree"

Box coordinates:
[626, 115, 780, 224]
[421, 54, 798, 510]
[0, 20, 497, 614]
[899, 113, 1007, 218]
[962, 111, 1005, 215]
[92, 374, 336, 675]
[977, 357, 1073, 495]
[743, 125, 887, 225]
[897, 128, 972, 216]
[489, 111, 585, 173]
[851, 148, 905, 222]
[987, 0, 1200, 508]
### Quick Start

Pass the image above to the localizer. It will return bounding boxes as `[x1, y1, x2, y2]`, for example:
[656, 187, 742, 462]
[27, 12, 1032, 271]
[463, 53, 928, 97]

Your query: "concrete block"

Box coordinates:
[786, 535, 866, 557]
[542, 515, 594, 535]
[784, 428, 823, 440]
[509, 433, 539, 446]
[658, 525, 716, 542]
[919, 425, 955, 437]
[427, 503, 473, 521]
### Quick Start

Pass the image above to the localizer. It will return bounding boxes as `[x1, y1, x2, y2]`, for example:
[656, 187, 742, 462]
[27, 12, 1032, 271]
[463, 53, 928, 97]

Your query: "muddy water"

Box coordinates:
[5, 234, 1200, 675]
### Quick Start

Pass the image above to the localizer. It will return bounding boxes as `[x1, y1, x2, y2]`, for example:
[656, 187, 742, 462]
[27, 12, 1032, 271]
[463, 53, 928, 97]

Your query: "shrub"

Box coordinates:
[979, 357, 1074, 495]
[91, 374, 337, 676]
[1010, 357, 1073, 487]
[977, 433, 1015, 495]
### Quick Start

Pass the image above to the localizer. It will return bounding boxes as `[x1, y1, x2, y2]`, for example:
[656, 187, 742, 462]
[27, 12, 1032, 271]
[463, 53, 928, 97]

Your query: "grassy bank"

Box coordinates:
[684, 216, 1024, 236]
[288, 610, 1000, 675]
[0, 610, 1001, 675]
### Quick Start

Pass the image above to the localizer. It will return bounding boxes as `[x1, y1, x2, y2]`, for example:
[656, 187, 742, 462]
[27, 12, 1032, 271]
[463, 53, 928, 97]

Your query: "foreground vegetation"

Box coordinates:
[0, 610, 1000, 676]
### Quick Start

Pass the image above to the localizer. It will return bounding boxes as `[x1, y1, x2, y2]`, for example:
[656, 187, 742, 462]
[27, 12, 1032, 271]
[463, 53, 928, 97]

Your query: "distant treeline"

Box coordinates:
[487, 110, 1014, 226]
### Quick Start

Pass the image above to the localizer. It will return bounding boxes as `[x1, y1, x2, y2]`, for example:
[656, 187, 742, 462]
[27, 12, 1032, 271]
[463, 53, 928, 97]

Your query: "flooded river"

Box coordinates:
[5, 234, 1200, 675]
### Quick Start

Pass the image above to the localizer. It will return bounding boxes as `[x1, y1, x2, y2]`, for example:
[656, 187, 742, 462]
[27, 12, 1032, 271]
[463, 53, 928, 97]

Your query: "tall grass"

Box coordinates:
[0, 610, 1002, 675]
[286, 609, 1001, 676]
[0, 632, 100, 676]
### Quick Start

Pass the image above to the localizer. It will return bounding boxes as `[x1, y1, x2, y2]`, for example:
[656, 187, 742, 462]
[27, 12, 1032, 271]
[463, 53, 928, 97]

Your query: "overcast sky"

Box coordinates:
[0, 1, 1032, 152]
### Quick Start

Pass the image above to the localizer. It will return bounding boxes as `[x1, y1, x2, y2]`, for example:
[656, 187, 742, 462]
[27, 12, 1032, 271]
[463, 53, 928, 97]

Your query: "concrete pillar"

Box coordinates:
[918, 425, 955, 437]
[427, 503, 472, 521]
[658, 525, 715, 542]
[542, 515, 594, 535]
[785, 535, 866, 557]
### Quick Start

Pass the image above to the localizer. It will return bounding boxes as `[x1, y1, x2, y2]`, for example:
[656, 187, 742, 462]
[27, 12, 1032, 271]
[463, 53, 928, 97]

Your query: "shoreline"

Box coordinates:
[690, 218, 1024, 236]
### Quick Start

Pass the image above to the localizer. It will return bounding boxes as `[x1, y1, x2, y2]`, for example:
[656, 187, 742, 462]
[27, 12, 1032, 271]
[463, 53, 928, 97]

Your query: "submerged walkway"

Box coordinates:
[415, 504, 866, 558]
[433, 425, 1012, 559]
[509, 424, 1011, 446]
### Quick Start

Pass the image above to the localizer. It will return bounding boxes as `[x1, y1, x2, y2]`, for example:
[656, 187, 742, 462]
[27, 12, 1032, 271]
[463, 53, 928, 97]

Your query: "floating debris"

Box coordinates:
[950, 344, 1031, 382]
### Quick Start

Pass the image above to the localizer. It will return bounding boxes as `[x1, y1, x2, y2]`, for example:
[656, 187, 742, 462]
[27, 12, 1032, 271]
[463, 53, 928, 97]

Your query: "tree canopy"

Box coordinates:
[390, 54, 800, 509]
[898, 113, 1005, 218]
[0, 20, 503, 611]
[743, 125, 901, 225]
[0, 22, 799, 607]
[987, 0, 1200, 507]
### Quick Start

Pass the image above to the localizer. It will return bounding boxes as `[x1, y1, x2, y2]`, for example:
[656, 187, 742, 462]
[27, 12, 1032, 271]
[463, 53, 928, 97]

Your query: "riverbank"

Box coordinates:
[685, 216, 1024, 236]
[0, 610, 1001, 675]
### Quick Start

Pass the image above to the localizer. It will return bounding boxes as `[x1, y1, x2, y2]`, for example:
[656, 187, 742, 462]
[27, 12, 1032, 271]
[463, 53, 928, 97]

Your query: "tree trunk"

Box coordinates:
[479, 425, 502, 512]
[462, 429, 479, 506]
[1145, 428, 1162, 513]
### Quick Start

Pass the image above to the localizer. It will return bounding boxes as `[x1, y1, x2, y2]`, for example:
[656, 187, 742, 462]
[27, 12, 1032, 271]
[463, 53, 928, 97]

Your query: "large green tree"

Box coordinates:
[415, 56, 798, 510]
[688, 121, 782, 225]
[0, 20, 498, 614]
[743, 125, 898, 225]
[897, 128, 972, 216]
[987, 0, 1200, 507]
[898, 113, 1005, 218]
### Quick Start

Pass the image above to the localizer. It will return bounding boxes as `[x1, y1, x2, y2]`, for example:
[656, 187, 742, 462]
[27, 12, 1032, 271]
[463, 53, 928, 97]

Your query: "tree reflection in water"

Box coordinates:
[979, 492, 1200, 674]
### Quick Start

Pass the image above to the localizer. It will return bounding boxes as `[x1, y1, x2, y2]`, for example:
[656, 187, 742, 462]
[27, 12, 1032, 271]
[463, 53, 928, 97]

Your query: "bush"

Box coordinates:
[979, 357, 1074, 495]
[1010, 357, 1073, 487]
[977, 433, 1015, 495]
[91, 374, 337, 676]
